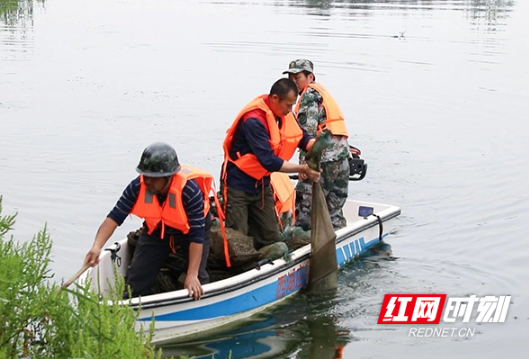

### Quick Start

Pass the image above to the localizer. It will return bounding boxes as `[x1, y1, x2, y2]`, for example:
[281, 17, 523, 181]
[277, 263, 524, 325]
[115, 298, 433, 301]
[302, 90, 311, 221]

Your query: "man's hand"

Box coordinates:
[306, 138, 316, 151]
[279, 161, 320, 182]
[85, 217, 119, 267]
[184, 275, 204, 300]
[84, 246, 102, 267]
[298, 172, 308, 180]
[301, 164, 321, 183]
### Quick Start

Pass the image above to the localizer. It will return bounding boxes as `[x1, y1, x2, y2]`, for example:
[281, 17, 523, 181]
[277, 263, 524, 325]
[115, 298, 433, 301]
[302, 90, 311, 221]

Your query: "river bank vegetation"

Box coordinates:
[0, 196, 162, 359]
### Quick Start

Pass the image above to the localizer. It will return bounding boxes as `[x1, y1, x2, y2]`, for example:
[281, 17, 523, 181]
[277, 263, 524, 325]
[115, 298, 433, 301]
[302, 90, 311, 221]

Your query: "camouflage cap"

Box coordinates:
[282, 59, 314, 74]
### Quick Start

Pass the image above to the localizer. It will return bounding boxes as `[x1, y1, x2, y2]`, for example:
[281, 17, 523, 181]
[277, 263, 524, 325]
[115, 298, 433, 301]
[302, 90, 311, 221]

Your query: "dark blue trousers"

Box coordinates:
[125, 221, 211, 297]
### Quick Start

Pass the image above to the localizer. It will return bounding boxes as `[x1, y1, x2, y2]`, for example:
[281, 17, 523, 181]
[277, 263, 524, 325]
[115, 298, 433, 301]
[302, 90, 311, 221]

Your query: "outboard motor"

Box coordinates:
[348, 145, 367, 181]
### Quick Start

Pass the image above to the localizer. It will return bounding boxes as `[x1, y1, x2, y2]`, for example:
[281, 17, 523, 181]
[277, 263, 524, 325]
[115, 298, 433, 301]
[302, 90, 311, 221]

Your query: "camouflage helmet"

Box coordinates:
[282, 59, 314, 74]
[136, 142, 181, 177]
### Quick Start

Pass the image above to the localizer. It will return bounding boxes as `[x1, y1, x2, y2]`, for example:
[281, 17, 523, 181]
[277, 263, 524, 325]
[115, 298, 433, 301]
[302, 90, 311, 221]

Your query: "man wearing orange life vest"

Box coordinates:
[222, 78, 320, 249]
[84, 143, 223, 300]
[284, 59, 350, 230]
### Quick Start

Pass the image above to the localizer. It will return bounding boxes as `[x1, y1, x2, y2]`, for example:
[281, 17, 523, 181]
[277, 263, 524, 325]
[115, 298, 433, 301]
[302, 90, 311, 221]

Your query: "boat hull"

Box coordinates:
[81, 199, 400, 344]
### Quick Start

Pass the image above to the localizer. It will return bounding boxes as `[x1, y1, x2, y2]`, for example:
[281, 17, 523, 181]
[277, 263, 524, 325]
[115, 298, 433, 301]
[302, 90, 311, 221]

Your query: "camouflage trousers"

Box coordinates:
[295, 158, 349, 230]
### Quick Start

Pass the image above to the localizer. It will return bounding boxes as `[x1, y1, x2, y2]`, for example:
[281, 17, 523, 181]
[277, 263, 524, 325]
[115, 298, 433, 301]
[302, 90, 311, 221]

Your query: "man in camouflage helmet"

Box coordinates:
[84, 142, 213, 300]
[283, 59, 350, 230]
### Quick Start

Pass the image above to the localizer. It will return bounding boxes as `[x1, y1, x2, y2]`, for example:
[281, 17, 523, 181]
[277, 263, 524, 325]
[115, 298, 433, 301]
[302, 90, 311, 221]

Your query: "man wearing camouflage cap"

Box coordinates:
[284, 59, 350, 230]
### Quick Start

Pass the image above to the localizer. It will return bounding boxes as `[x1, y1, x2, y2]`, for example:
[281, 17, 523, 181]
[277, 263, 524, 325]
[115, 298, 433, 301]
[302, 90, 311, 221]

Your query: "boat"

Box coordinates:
[80, 199, 400, 344]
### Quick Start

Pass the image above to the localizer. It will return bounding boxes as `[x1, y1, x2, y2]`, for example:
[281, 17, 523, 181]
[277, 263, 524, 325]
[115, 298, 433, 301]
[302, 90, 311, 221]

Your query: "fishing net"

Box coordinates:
[308, 181, 338, 291]
[306, 130, 338, 291]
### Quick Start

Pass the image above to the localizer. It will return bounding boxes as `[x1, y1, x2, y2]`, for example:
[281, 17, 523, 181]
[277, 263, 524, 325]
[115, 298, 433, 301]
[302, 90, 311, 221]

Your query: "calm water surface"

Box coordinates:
[1, 0, 528, 358]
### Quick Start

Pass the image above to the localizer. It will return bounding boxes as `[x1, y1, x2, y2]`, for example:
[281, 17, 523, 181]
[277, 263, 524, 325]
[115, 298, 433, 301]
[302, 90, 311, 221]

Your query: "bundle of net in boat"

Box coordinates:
[280, 226, 311, 251]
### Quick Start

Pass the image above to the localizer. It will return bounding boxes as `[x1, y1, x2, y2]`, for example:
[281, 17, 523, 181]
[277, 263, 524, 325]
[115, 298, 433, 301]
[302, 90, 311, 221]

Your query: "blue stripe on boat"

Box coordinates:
[141, 233, 389, 322]
[145, 280, 283, 321]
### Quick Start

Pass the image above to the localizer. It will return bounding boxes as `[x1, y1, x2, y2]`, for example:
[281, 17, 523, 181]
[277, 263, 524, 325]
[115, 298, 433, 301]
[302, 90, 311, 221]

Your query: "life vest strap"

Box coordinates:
[169, 235, 176, 254]
[211, 183, 231, 268]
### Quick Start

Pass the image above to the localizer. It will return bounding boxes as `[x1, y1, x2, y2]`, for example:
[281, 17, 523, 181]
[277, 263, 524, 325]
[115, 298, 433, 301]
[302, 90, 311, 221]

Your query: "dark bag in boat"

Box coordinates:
[127, 228, 141, 248]
[152, 246, 187, 294]
[209, 226, 261, 269]
[152, 268, 181, 294]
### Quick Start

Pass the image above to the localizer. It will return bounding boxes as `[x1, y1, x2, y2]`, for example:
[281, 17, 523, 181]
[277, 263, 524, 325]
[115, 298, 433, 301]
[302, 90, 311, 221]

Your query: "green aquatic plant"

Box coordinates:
[0, 196, 16, 236]
[0, 0, 18, 17]
[0, 0, 44, 26]
[305, 129, 333, 171]
[0, 196, 162, 359]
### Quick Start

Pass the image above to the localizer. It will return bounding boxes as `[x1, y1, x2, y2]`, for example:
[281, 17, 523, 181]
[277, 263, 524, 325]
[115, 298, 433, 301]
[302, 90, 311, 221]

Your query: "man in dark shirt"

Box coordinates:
[222, 78, 321, 249]
[84, 143, 211, 300]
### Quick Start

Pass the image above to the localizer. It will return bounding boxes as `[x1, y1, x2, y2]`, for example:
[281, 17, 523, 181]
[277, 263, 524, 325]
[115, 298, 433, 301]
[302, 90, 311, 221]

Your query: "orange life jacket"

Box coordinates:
[270, 172, 296, 229]
[295, 83, 348, 138]
[222, 95, 304, 181]
[334, 345, 344, 358]
[131, 165, 231, 267]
